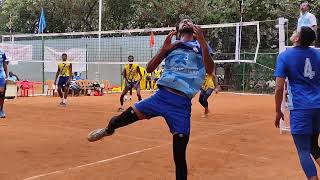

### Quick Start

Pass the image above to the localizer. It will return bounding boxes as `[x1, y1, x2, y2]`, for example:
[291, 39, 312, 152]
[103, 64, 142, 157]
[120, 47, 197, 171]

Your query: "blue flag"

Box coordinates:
[38, 8, 46, 33]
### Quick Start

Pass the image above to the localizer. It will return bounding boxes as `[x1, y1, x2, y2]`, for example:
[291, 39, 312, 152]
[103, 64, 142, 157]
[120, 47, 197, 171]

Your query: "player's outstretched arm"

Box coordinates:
[193, 26, 214, 74]
[54, 66, 60, 84]
[275, 77, 285, 128]
[3, 59, 8, 80]
[146, 30, 180, 73]
[68, 64, 73, 85]
[137, 66, 143, 83]
[213, 74, 220, 93]
[123, 69, 129, 85]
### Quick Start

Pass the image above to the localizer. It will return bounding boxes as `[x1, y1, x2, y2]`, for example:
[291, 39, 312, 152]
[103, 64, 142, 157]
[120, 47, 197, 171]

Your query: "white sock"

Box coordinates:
[63, 99, 66, 103]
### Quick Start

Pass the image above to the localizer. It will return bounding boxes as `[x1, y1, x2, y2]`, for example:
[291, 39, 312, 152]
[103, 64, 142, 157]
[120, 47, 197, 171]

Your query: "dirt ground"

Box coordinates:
[0, 92, 309, 180]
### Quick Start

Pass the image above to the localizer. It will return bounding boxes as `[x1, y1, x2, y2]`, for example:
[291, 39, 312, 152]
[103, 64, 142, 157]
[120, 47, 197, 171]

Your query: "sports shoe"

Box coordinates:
[87, 128, 113, 142]
[0, 110, 6, 118]
[59, 102, 67, 106]
[118, 107, 125, 112]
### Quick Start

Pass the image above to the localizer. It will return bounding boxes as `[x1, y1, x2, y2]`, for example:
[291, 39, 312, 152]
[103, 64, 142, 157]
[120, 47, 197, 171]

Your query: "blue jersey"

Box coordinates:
[0, 49, 7, 78]
[274, 47, 320, 110]
[157, 40, 213, 99]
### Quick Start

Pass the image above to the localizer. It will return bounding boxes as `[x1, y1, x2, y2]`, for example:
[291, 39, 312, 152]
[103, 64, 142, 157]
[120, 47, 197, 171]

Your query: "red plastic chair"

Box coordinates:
[19, 80, 35, 97]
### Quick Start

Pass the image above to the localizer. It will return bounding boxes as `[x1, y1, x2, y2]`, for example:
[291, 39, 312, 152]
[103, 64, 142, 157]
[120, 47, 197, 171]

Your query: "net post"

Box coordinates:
[278, 17, 287, 53]
[253, 22, 260, 63]
[235, 23, 240, 62]
[85, 41, 88, 80]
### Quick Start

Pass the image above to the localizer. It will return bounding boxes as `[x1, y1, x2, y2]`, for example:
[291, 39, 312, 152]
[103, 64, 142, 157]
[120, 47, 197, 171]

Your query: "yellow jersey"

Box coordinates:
[154, 69, 163, 78]
[125, 64, 140, 82]
[146, 72, 152, 77]
[58, 62, 71, 77]
[202, 74, 215, 91]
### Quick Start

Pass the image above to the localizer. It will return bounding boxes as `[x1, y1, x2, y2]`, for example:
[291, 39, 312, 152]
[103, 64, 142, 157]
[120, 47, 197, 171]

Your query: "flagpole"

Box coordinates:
[98, 0, 102, 82]
[41, 25, 45, 94]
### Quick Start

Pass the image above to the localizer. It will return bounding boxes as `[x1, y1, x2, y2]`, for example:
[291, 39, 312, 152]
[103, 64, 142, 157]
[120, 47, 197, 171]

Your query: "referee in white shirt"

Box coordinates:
[298, 2, 317, 31]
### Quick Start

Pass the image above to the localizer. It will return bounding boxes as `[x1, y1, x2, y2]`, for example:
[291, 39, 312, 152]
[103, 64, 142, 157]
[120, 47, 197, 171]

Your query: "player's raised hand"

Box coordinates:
[160, 30, 180, 53]
[193, 26, 206, 43]
[275, 111, 284, 128]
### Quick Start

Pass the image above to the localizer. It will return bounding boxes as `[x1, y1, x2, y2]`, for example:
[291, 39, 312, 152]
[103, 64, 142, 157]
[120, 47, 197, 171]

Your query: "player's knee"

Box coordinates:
[198, 95, 202, 102]
[107, 107, 139, 133]
[199, 95, 204, 104]
[173, 134, 189, 160]
[311, 144, 320, 160]
[311, 147, 320, 160]
[0, 91, 5, 99]
[310, 135, 320, 160]
[120, 92, 126, 99]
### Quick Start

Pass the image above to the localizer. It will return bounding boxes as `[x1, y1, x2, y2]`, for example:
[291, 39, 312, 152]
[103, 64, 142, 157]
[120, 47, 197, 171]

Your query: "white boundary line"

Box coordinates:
[220, 92, 273, 96]
[23, 145, 164, 180]
[198, 147, 270, 161]
[23, 120, 268, 180]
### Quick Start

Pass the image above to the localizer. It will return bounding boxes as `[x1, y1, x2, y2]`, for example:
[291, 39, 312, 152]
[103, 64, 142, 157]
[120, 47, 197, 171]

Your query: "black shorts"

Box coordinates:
[146, 76, 152, 81]
[126, 81, 140, 90]
[58, 76, 70, 87]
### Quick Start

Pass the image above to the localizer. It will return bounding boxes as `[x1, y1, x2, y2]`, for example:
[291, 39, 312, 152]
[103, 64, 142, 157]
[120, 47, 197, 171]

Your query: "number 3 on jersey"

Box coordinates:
[304, 58, 315, 79]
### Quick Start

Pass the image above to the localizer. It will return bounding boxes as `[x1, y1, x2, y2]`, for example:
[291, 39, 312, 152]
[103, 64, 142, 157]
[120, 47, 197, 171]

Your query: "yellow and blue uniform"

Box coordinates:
[199, 74, 215, 108]
[58, 62, 71, 87]
[201, 74, 215, 91]
[154, 69, 162, 82]
[124, 64, 141, 91]
[135, 40, 213, 135]
[125, 64, 140, 83]
[275, 46, 320, 179]
[145, 72, 152, 81]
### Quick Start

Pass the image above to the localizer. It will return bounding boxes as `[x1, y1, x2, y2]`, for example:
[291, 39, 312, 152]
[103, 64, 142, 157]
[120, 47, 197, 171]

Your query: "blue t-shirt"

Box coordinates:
[74, 75, 81, 80]
[157, 40, 213, 99]
[0, 49, 7, 78]
[7, 76, 17, 82]
[274, 47, 320, 110]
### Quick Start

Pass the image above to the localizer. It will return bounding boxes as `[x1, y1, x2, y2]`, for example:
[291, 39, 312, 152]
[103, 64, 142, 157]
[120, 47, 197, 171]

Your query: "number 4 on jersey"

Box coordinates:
[304, 58, 315, 79]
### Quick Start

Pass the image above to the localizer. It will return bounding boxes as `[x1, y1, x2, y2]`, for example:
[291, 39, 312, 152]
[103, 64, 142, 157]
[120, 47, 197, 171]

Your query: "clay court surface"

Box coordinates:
[0, 92, 308, 180]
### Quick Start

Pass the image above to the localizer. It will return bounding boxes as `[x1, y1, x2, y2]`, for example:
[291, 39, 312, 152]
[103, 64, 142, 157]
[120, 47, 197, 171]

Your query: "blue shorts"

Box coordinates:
[58, 76, 70, 87]
[134, 87, 191, 135]
[0, 78, 5, 88]
[290, 109, 320, 134]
